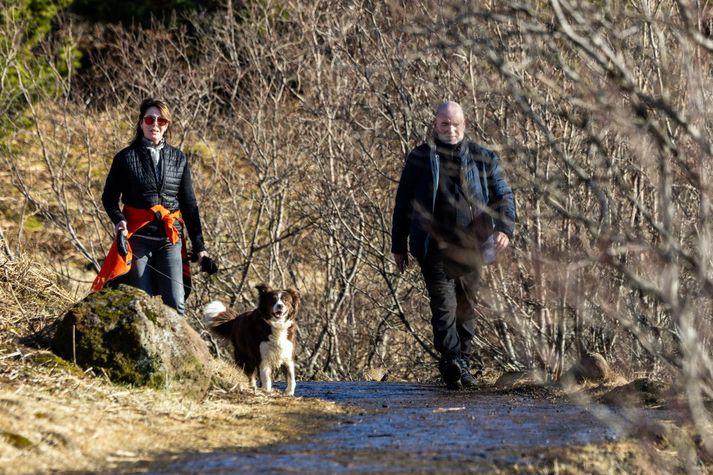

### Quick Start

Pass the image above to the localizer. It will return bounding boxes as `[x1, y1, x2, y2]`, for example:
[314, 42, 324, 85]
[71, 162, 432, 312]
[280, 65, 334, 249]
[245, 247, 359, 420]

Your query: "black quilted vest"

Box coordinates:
[112, 144, 186, 211]
[102, 142, 205, 252]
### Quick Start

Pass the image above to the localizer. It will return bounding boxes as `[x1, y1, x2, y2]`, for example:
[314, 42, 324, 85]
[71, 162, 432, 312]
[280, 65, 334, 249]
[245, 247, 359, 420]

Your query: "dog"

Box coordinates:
[203, 284, 299, 396]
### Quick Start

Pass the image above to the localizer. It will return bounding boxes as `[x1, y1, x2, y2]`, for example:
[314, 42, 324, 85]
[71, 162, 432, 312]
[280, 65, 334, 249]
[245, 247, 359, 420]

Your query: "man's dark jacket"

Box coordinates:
[101, 143, 205, 253]
[391, 141, 516, 262]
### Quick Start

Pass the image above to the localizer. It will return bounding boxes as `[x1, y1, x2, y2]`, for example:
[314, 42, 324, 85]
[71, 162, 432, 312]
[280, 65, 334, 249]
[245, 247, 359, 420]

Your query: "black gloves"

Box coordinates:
[189, 252, 219, 275]
[200, 256, 219, 275]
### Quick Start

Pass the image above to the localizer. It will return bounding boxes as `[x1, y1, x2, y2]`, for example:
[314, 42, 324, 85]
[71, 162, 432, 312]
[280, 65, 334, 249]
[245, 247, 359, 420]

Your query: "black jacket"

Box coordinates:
[101, 143, 205, 253]
[391, 141, 516, 261]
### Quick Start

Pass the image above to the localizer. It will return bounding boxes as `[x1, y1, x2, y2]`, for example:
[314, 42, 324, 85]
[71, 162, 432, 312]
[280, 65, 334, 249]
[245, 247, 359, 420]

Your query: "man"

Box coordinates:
[391, 101, 516, 389]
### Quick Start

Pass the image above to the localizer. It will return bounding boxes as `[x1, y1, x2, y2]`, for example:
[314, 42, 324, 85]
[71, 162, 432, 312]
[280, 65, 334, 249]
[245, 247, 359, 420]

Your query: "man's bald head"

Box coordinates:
[435, 101, 464, 118]
[433, 101, 466, 145]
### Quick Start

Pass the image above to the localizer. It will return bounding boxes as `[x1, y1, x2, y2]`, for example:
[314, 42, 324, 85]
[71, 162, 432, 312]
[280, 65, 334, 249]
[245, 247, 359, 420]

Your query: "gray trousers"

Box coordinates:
[127, 234, 185, 315]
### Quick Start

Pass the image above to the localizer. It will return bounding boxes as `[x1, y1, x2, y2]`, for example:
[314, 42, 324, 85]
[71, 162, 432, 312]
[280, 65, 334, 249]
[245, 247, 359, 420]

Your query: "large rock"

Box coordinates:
[561, 351, 618, 385]
[50, 285, 213, 397]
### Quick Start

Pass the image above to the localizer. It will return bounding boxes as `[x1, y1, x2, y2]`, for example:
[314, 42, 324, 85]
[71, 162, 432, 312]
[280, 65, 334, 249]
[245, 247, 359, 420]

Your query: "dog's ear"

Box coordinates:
[255, 283, 272, 295]
[255, 283, 272, 307]
[286, 288, 300, 316]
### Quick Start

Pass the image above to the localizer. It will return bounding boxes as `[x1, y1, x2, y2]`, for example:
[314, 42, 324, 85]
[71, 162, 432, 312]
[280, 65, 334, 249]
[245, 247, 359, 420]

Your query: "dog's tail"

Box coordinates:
[203, 301, 235, 338]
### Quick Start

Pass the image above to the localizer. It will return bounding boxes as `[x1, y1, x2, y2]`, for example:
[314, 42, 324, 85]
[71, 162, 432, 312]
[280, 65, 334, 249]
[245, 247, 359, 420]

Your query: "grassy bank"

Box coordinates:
[0, 345, 346, 474]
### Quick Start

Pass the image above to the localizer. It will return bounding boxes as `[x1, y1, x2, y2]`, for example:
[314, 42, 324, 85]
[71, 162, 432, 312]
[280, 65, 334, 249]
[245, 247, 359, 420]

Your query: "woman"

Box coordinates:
[92, 97, 208, 315]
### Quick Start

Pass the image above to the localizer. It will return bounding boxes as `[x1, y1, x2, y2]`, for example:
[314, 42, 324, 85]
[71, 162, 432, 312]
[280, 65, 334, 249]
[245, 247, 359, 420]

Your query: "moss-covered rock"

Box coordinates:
[50, 285, 213, 398]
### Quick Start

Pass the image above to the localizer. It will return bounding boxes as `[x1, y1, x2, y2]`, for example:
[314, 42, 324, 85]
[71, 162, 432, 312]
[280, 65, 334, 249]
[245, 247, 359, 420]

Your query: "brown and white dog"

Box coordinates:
[203, 284, 299, 396]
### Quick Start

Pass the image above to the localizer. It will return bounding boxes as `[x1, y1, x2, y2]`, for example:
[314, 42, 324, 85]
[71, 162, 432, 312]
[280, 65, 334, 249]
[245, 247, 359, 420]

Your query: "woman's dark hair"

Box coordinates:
[130, 97, 172, 146]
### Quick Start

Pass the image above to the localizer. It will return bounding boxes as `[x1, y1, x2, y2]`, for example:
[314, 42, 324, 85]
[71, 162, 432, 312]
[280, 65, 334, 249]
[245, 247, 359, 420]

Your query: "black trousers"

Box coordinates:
[419, 251, 482, 361]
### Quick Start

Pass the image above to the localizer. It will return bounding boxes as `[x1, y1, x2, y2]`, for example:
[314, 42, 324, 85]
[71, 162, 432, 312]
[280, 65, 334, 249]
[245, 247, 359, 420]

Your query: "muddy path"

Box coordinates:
[123, 381, 651, 474]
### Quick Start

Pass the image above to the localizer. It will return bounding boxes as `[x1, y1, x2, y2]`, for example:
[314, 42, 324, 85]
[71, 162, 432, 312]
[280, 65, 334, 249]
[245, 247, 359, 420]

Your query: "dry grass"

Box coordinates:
[0, 346, 347, 475]
[493, 440, 677, 474]
[0, 255, 76, 339]
[0, 255, 347, 474]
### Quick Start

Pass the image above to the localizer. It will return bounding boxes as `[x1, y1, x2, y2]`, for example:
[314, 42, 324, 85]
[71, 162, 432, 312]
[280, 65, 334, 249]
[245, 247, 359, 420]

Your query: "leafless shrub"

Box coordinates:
[4, 3, 713, 460]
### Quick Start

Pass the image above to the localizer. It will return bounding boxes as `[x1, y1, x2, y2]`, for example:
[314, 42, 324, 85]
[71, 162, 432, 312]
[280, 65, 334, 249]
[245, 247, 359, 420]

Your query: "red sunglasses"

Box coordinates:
[143, 115, 169, 127]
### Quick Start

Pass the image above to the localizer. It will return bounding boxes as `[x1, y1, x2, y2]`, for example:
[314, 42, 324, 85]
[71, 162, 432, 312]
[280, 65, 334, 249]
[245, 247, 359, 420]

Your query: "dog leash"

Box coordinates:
[115, 230, 218, 292]
[119, 255, 217, 293]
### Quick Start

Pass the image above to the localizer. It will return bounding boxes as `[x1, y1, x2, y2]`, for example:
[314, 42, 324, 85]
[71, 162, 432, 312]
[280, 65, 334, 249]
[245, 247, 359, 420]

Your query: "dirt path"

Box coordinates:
[128, 382, 667, 474]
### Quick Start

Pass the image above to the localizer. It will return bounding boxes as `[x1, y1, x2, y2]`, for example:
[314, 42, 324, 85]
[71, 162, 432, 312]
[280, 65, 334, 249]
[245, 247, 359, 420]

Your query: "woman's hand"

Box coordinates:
[196, 250, 209, 265]
[115, 220, 128, 237]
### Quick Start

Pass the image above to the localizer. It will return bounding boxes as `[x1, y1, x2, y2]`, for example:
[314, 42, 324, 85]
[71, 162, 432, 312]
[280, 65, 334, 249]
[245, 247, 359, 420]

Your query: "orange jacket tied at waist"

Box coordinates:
[91, 204, 183, 292]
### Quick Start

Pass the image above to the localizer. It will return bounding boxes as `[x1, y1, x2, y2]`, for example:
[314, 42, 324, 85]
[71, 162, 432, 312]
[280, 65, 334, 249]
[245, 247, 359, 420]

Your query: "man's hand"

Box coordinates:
[393, 253, 409, 274]
[495, 232, 510, 252]
[394, 254, 408, 274]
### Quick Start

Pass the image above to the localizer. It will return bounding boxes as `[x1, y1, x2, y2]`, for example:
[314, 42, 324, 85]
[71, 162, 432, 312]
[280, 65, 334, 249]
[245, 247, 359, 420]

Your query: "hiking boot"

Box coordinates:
[438, 357, 462, 390]
[458, 358, 478, 388]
